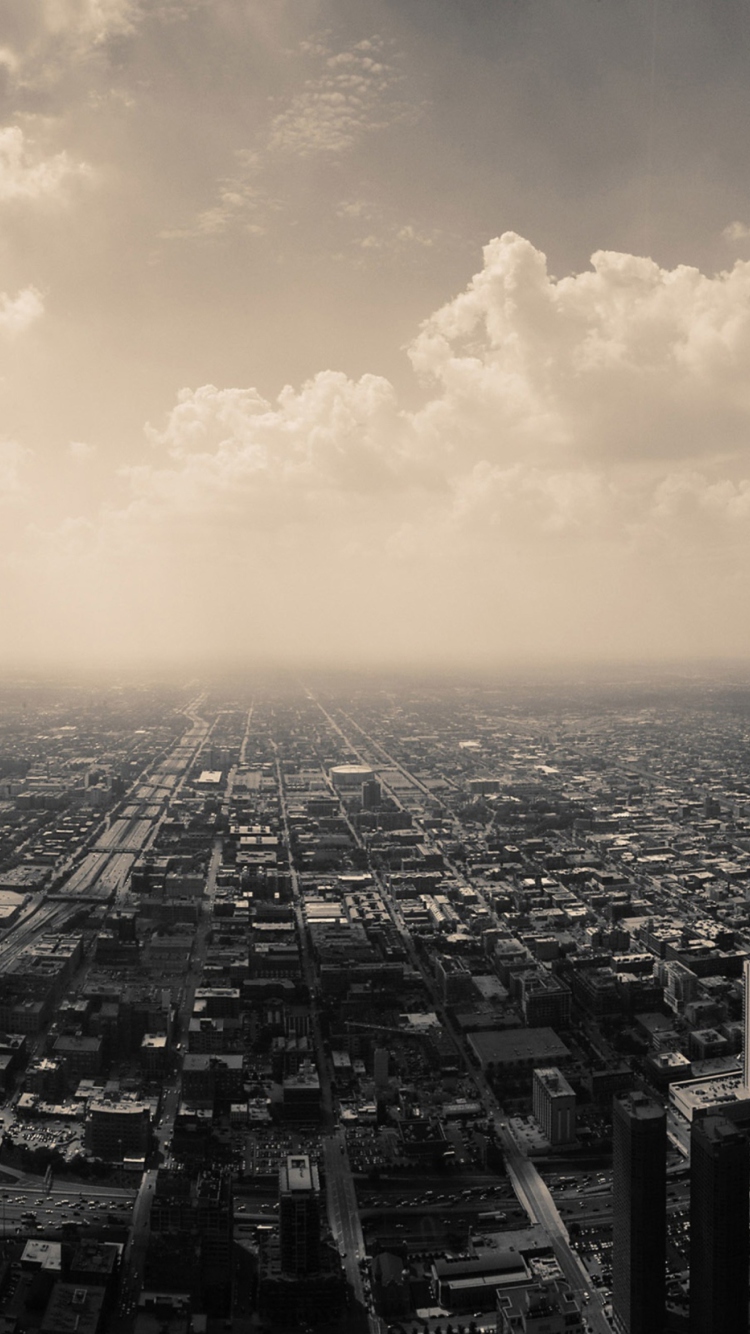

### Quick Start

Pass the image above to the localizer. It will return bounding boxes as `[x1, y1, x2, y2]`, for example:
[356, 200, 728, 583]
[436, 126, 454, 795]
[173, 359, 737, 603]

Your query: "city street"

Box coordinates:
[322, 1130, 383, 1334]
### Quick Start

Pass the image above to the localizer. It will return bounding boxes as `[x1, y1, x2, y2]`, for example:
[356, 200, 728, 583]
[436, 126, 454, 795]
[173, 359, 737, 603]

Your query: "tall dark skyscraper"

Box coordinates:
[279, 1154, 321, 1277]
[736, 960, 741, 1093]
[612, 1091, 667, 1334]
[689, 1114, 750, 1334]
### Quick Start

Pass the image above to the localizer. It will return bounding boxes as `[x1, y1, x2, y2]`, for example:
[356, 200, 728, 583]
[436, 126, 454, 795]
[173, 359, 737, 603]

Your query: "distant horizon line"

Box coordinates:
[3, 655, 750, 686]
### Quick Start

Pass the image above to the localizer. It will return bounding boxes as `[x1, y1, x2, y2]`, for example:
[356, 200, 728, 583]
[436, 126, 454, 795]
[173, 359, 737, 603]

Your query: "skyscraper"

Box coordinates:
[279, 1154, 321, 1277]
[743, 958, 750, 1091]
[736, 960, 741, 1093]
[612, 1091, 666, 1334]
[689, 1114, 749, 1334]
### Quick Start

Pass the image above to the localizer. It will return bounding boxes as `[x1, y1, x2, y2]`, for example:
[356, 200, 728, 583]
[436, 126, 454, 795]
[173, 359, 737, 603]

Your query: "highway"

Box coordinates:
[0, 901, 83, 967]
[49, 692, 213, 904]
[498, 1133, 610, 1334]
[323, 1130, 383, 1334]
[0, 1178, 135, 1235]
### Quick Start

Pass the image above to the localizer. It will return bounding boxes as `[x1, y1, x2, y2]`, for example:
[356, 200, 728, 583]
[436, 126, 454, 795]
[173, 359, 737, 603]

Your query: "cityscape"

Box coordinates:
[6, 4, 750, 1334]
[0, 668, 746, 1330]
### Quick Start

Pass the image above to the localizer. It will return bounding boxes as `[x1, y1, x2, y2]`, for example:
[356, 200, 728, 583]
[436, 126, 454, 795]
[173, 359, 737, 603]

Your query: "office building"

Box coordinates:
[279, 1154, 321, 1276]
[374, 1046, 389, 1089]
[736, 960, 741, 1093]
[612, 1091, 666, 1334]
[497, 1280, 584, 1334]
[86, 1099, 150, 1162]
[689, 1114, 749, 1334]
[532, 1067, 575, 1145]
[196, 1169, 233, 1317]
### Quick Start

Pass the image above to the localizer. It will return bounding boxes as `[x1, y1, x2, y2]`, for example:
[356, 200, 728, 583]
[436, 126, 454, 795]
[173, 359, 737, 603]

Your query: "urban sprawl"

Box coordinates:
[0, 673, 748, 1334]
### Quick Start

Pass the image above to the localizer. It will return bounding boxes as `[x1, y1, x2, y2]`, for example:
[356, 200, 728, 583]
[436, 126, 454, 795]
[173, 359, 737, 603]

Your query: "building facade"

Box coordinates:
[532, 1067, 576, 1145]
[279, 1154, 321, 1277]
[689, 1113, 749, 1334]
[612, 1091, 666, 1334]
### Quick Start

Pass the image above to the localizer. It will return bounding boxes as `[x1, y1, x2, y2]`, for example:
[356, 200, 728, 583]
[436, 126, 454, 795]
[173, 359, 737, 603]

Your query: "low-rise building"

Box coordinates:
[86, 1098, 150, 1161]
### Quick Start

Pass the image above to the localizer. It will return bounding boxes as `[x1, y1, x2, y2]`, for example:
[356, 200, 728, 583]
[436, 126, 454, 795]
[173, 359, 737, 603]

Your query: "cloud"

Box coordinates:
[724, 221, 750, 243]
[128, 371, 414, 525]
[0, 0, 173, 98]
[3, 1, 210, 93]
[39, 0, 141, 47]
[68, 439, 97, 461]
[160, 152, 275, 241]
[0, 286, 44, 334]
[334, 197, 444, 266]
[408, 233, 750, 467]
[267, 38, 410, 159]
[107, 241, 750, 612]
[0, 126, 89, 202]
[17, 233, 750, 664]
[0, 440, 31, 502]
[163, 36, 424, 245]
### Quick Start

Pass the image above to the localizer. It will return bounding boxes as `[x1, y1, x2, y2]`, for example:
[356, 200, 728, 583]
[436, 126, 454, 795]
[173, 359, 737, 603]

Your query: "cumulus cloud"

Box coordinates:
[129, 372, 416, 525]
[0, 286, 44, 335]
[18, 233, 750, 664]
[409, 234, 750, 468]
[119, 236, 750, 552]
[0, 126, 88, 202]
[723, 221, 750, 243]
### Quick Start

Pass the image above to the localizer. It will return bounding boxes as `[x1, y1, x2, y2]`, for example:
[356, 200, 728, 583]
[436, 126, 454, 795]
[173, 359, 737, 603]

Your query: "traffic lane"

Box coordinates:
[0, 1190, 135, 1214]
[323, 1137, 369, 1305]
[500, 1148, 612, 1334]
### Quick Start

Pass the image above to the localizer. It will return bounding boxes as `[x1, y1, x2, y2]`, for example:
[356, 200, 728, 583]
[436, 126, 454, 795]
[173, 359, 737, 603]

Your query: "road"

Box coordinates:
[152, 831, 225, 1169]
[272, 741, 383, 1331]
[273, 746, 336, 1131]
[498, 1135, 610, 1333]
[0, 1179, 136, 1235]
[118, 1167, 158, 1319]
[323, 1130, 383, 1334]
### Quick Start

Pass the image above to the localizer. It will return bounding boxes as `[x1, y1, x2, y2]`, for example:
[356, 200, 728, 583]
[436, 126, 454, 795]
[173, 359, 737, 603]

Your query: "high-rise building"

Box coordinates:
[148, 1168, 232, 1316]
[689, 1114, 749, 1334]
[196, 1169, 233, 1317]
[532, 1066, 576, 1145]
[374, 1046, 389, 1089]
[612, 1091, 666, 1334]
[743, 958, 750, 1091]
[279, 1154, 321, 1276]
[736, 965, 741, 1088]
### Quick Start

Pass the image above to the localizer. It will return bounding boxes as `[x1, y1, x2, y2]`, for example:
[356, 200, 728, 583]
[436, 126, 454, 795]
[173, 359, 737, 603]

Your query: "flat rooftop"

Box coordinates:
[534, 1066, 575, 1098]
[468, 1027, 570, 1067]
[279, 1154, 319, 1194]
[671, 1072, 750, 1122]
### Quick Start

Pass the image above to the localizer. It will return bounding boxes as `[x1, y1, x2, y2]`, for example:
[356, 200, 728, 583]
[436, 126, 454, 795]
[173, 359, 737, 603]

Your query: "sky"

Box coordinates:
[4, 0, 750, 670]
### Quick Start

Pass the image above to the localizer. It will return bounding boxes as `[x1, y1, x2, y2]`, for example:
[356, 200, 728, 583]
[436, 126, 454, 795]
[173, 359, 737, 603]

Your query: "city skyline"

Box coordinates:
[4, 3, 750, 667]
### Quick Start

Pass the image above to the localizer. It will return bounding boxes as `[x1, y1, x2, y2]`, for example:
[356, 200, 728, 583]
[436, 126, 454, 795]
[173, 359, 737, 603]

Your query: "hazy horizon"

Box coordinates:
[4, 2, 750, 669]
